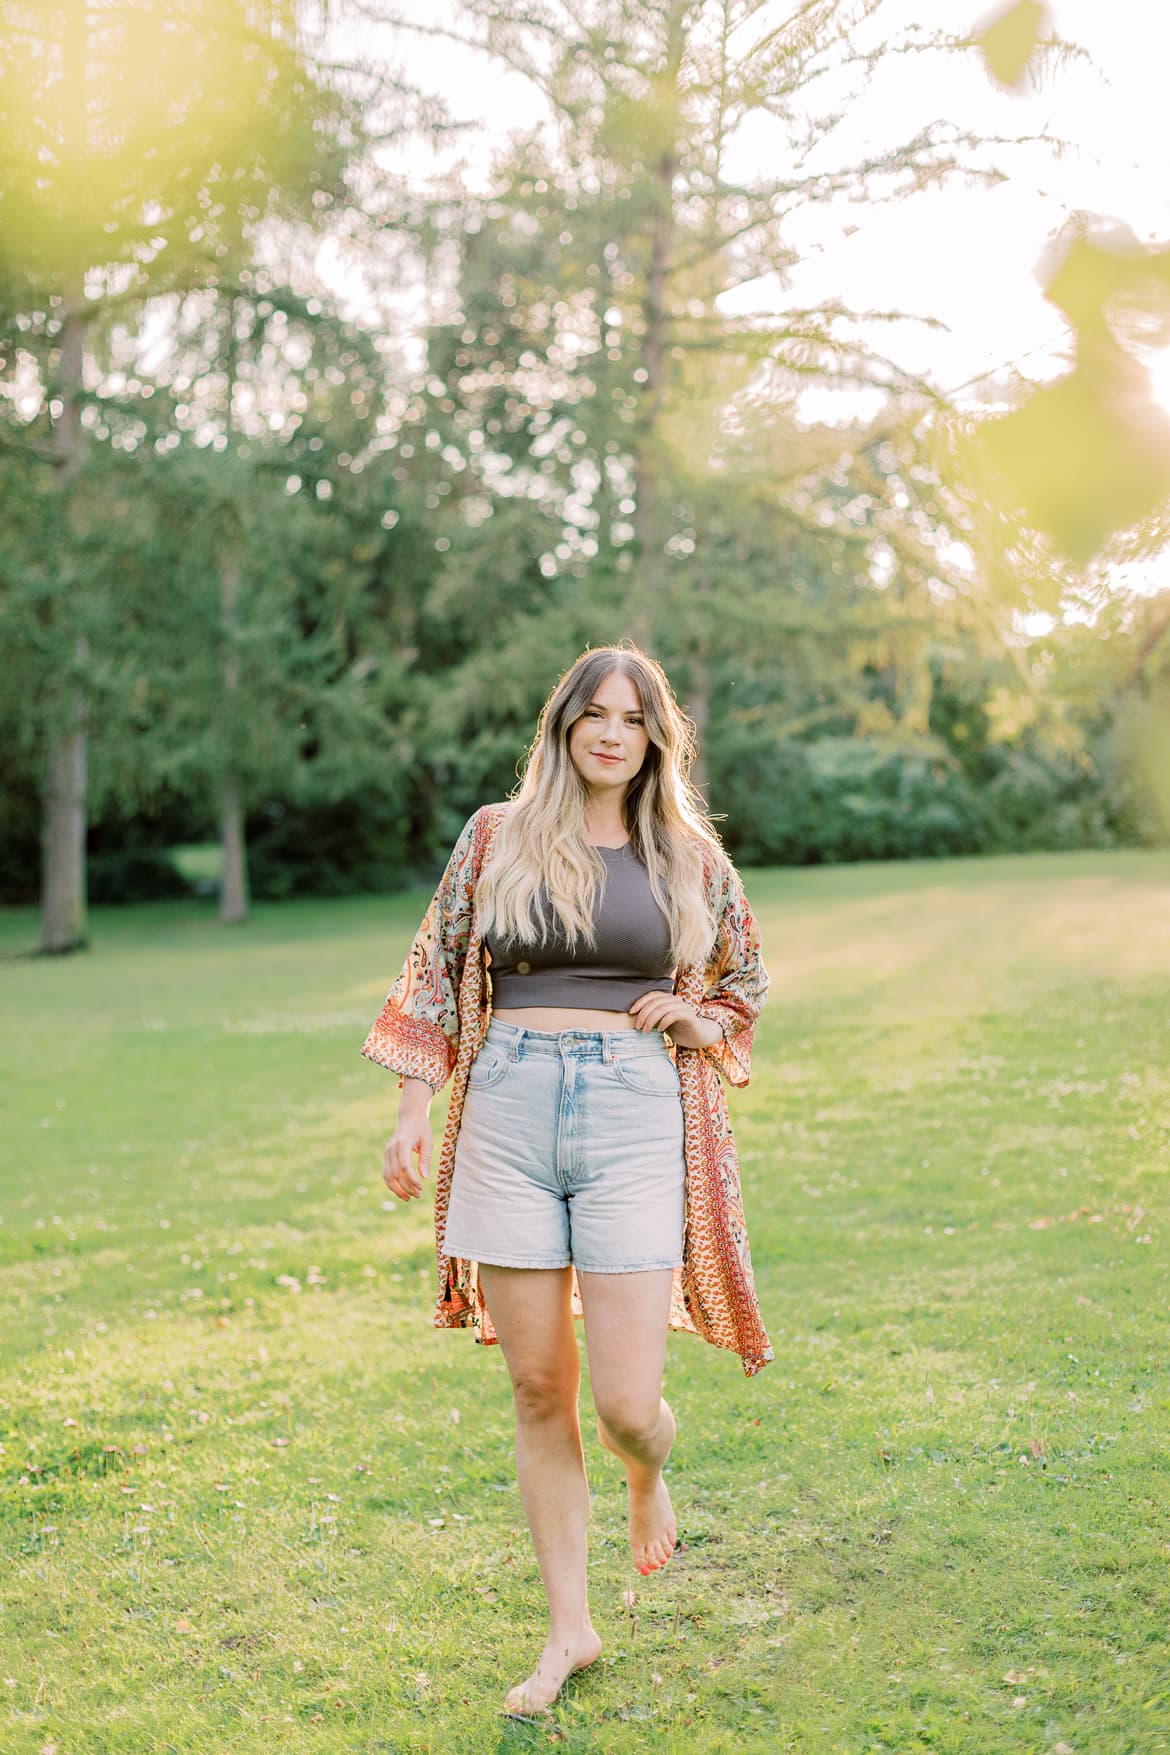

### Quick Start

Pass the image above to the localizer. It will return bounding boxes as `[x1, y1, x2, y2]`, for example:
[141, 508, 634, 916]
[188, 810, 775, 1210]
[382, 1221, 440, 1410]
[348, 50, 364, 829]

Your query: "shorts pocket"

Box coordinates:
[610, 1049, 681, 1099]
[467, 1044, 513, 1091]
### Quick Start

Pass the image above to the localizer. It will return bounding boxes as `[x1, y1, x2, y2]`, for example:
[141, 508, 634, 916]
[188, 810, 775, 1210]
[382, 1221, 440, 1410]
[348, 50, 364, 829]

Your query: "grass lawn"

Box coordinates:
[1, 848, 1167, 1754]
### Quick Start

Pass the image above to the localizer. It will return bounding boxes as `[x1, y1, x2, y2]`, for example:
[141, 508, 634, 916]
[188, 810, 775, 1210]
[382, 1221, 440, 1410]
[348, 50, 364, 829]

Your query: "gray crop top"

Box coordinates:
[485, 843, 676, 1011]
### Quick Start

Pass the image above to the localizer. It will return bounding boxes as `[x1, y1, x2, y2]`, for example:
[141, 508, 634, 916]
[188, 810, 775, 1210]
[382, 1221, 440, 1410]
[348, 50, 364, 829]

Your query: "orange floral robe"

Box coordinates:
[361, 802, 773, 1376]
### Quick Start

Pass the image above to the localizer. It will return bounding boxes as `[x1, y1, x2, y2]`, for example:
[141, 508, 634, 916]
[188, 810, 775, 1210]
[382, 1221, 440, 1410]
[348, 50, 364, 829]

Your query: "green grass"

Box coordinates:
[2, 847, 1168, 1754]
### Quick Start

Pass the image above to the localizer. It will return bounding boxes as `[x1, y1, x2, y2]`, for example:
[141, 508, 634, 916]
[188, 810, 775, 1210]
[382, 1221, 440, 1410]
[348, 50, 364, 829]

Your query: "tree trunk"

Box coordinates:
[219, 768, 250, 923]
[628, 1, 686, 655]
[40, 673, 88, 953]
[218, 546, 250, 923]
[688, 645, 711, 803]
[39, 6, 89, 953]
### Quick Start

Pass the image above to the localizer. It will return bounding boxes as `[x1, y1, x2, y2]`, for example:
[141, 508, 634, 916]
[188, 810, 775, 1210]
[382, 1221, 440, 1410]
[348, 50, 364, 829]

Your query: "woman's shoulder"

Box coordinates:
[685, 827, 734, 890]
[455, 802, 512, 862]
[455, 800, 511, 836]
[465, 800, 512, 840]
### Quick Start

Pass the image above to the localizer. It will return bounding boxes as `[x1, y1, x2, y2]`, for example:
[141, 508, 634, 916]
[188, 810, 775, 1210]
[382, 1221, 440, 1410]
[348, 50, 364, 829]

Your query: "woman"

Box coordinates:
[361, 643, 772, 1719]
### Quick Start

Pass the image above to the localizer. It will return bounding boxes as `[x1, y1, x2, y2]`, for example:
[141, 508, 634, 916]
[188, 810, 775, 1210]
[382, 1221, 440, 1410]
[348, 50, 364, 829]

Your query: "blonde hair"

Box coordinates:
[476, 642, 732, 970]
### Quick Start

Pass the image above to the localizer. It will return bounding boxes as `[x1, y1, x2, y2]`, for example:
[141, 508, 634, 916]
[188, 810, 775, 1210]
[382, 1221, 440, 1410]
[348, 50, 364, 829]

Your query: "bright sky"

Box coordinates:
[329, 0, 1170, 610]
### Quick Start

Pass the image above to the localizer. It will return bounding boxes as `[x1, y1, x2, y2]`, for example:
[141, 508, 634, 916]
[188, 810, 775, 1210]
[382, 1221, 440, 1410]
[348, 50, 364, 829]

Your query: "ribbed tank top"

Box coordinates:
[484, 843, 677, 1012]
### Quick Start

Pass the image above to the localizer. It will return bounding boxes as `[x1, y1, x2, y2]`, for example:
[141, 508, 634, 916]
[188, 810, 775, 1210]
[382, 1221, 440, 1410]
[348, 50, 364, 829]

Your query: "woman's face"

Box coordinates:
[567, 670, 651, 800]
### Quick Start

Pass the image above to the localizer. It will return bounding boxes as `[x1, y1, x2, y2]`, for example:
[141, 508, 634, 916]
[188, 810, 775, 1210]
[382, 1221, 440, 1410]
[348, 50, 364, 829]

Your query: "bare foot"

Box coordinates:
[502, 1624, 603, 1718]
[627, 1472, 678, 1575]
[596, 1417, 678, 1575]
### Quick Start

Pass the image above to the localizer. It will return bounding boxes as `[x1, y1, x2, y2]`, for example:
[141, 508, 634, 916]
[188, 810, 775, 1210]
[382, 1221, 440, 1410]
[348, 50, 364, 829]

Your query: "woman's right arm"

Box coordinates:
[360, 807, 481, 1091]
[361, 808, 483, 1197]
[383, 1076, 437, 1202]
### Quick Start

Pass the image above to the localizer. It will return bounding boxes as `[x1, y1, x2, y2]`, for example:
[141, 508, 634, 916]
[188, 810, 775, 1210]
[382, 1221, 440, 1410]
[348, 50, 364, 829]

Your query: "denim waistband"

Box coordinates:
[483, 1014, 671, 1064]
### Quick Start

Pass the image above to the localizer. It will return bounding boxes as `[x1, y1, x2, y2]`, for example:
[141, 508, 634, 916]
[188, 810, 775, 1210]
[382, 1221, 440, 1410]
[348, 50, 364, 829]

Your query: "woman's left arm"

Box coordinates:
[629, 861, 769, 1080]
[692, 866, 769, 1088]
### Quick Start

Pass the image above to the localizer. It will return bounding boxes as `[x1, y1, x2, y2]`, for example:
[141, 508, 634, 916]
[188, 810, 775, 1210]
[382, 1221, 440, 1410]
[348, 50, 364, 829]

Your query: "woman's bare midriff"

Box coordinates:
[492, 1006, 642, 1032]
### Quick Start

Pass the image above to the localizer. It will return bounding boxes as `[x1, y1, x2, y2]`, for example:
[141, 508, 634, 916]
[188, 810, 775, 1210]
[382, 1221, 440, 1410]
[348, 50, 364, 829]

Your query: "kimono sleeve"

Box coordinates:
[360, 808, 480, 1094]
[694, 863, 769, 1089]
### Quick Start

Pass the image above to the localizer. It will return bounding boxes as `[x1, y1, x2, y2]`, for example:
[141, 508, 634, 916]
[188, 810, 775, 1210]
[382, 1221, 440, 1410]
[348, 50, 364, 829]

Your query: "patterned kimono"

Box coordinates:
[361, 802, 774, 1377]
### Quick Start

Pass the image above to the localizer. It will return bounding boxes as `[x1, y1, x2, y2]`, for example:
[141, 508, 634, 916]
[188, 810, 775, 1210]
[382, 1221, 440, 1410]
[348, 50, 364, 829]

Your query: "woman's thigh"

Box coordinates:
[577, 1268, 674, 1429]
[477, 1264, 580, 1406]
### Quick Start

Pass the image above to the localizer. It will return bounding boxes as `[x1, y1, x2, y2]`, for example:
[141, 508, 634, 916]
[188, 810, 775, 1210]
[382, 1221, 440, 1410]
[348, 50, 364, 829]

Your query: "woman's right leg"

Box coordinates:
[476, 1262, 603, 1715]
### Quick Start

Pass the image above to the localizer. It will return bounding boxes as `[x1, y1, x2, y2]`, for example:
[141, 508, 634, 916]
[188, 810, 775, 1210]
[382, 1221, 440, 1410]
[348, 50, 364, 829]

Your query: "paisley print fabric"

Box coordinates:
[361, 802, 774, 1376]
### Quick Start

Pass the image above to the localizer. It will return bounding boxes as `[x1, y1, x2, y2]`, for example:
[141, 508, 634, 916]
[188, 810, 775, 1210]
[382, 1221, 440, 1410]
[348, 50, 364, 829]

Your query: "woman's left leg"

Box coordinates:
[577, 1267, 679, 1575]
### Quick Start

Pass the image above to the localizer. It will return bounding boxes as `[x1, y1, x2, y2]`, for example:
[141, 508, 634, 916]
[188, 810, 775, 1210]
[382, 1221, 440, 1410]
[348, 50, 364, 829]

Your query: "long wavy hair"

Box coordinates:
[476, 643, 733, 970]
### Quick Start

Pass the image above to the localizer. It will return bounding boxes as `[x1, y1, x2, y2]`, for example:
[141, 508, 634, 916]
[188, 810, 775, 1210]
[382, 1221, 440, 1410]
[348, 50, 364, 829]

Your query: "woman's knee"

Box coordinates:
[594, 1394, 665, 1450]
[510, 1365, 579, 1424]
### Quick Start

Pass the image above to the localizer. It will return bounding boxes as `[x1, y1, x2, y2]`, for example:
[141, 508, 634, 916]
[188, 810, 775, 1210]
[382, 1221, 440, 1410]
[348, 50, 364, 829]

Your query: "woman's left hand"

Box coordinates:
[628, 992, 722, 1051]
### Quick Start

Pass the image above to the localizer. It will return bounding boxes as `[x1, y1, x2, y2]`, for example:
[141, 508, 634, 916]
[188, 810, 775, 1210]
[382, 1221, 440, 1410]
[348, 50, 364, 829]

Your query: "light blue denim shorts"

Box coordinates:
[442, 1017, 686, 1273]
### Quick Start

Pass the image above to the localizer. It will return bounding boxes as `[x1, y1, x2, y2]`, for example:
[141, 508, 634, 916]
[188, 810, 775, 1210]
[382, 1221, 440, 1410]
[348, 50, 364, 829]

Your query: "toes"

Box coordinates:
[503, 1687, 552, 1720]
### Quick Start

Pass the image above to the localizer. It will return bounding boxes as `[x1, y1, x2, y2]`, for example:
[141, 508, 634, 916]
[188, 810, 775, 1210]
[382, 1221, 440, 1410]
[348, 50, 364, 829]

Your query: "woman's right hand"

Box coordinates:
[383, 1111, 433, 1202]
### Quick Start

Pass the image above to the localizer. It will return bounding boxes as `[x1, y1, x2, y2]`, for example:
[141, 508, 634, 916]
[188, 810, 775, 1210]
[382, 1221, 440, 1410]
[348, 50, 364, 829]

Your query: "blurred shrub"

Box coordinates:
[246, 796, 414, 899]
[712, 732, 1124, 865]
[0, 777, 42, 904]
[978, 748, 1113, 850]
[87, 849, 193, 904]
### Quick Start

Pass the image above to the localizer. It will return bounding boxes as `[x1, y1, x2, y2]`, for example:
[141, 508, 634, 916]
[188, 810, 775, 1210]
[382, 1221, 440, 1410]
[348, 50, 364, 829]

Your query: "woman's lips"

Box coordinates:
[592, 753, 622, 764]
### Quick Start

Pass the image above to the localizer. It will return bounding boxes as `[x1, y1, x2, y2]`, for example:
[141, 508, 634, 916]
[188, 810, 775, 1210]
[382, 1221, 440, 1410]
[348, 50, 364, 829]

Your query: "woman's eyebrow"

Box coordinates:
[587, 701, 643, 712]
